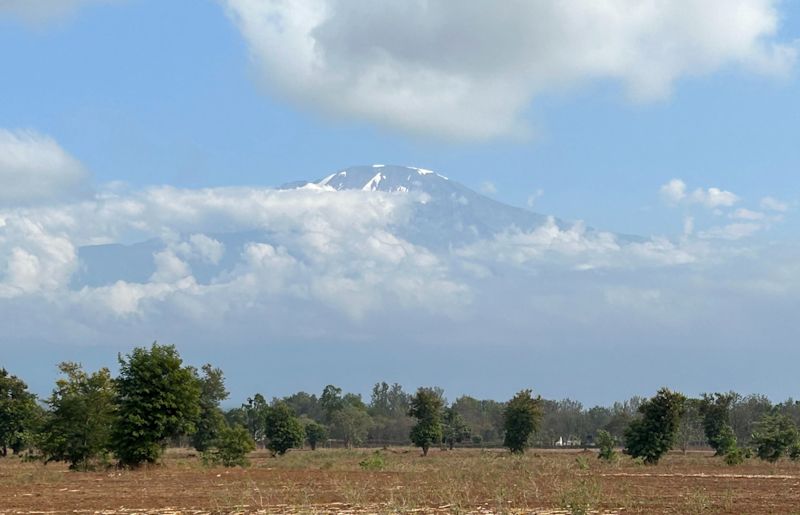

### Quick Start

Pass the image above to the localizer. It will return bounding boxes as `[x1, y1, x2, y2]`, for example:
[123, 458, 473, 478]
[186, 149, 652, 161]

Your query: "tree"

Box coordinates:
[242, 394, 269, 447]
[751, 413, 799, 462]
[203, 425, 255, 467]
[330, 404, 372, 448]
[442, 407, 470, 450]
[112, 343, 201, 467]
[676, 398, 705, 454]
[596, 429, 617, 462]
[283, 392, 323, 422]
[39, 363, 115, 470]
[302, 419, 328, 450]
[264, 402, 305, 456]
[503, 389, 543, 454]
[699, 392, 737, 456]
[191, 364, 229, 452]
[623, 388, 686, 465]
[0, 368, 39, 456]
[320, 385, 344, 422]
[408, 387, 444, 456]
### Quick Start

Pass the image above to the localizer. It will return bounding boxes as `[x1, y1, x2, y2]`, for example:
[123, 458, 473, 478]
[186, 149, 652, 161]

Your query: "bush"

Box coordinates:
[724, 446, 746, 465]
[358, 450, 386, 471]
[751, 413, 799, 462]
[202, 425, 255, 467]
[596, 429, 617, 463]
[264, 402, 305, 456]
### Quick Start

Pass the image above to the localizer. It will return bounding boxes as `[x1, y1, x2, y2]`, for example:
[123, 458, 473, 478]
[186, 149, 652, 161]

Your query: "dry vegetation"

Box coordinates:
[3, 448, 800, 514]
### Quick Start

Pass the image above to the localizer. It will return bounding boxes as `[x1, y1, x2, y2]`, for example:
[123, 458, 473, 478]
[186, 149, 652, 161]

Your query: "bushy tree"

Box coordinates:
[699, 392, 737, 456]
[442, 407, 470, 450]
[751, 413, 799, 462]
[596, 429, 617, 462]
[264, 402, 305, 456]
[39, 363, 115, 470]
[408, 387, 444, 456]
[623, 388, 686, 465]
[302, 419, 328, 450]
[0, 368, 40, 456]
[112, 343, 201, 467]
[331, 404, 372, 448]
[503, 389, 543, 454]
[203, 425, 255, 467]
[191, 364, 229, 452]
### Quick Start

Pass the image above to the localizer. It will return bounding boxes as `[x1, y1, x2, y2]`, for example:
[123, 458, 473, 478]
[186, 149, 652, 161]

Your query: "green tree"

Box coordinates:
[203, 424, 255, 467]
[503, 389, 543, 454]
[623, 388, 686, 465]
[751, 413, 800, 462]
[699, 392, 737, 456]
[190, 364, 229, 452]
[302, 419, 328, 450]
[242, 394, 269, 447]
[320, 385, 344, 422]
[596, 429, 617, 462]
[676, 398, 705, 453]
[111, 343, 201, 467]
[442, 406, 470, 450]
[39, 363, 115, 470]
[264, 402, 305, 456]
[0, 368, 39, 456]
[408, 387, 444, 456]
[330, 404, 373, 448]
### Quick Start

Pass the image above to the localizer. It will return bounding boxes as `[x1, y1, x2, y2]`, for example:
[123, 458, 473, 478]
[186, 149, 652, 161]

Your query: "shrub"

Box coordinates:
[264, 402, 305, 456]
[202, 425, 255, 467]
[623, 388, 686, 465]
[596, 429, 617, 463]
[751, 413, 799, 462]
[358, 450, 386, 471]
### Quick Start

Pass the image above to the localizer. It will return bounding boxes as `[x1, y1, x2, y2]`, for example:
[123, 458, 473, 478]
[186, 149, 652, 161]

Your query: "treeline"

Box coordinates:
[3, 343, 800, 470]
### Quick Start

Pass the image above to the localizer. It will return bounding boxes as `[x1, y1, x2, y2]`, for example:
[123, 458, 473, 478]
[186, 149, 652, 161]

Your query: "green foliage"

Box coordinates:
[408, 387, 444, 456]
[330, 404, 372, 448]
[595, 429, 617, 462]
[190, 364, 229, 452]
[264, 402, 305, 456]
[320, 384, 344, 422]
[358, 450, 386, 470]
[111, 343, 201, 467]
[623, 388, 686, 465]
[699, 392, 738, 456]
[302, 419, 328, 450]
[751, 413, 800, 462]
[241, 394, 269, 446]
[39, 363, 115, 470]
[503, 389, 543, 454]
[203, 424, 255, 467]
[724, 446, 746, 465]
[442, 406, 471, 450]
[0, 368, 40, 456]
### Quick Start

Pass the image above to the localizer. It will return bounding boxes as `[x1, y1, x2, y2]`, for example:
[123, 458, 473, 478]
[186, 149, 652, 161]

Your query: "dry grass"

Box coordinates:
[3, 448, 800, 513]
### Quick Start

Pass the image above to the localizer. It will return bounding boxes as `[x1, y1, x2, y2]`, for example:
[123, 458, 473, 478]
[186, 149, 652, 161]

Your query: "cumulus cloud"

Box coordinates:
[0, 0, 117, 24]
[0, 129, 91, 206]
[660, 178, 739, 209]
[224, 0, 796, 140]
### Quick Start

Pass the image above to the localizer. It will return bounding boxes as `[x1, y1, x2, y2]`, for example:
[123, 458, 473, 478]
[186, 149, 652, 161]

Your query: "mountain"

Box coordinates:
[283, 164, 556, 249]
[71, 165, 610, 288]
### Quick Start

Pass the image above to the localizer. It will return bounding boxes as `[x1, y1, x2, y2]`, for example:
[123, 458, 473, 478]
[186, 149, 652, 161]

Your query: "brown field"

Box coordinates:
[3, 448, 800, 514]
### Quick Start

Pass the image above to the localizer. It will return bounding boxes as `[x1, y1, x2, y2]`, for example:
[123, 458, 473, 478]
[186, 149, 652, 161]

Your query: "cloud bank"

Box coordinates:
[224, 0, 796, 140]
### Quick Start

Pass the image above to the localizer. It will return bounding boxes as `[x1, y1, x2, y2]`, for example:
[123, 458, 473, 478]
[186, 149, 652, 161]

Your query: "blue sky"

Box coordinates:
[1, 0, 799, 405]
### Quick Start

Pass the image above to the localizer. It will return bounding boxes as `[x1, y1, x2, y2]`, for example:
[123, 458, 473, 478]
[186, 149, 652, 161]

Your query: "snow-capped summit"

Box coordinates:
[283, 165, 554, 248]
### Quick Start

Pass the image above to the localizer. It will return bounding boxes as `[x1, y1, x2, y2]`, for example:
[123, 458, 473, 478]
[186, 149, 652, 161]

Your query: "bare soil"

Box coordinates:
[3, 448, 800, 514]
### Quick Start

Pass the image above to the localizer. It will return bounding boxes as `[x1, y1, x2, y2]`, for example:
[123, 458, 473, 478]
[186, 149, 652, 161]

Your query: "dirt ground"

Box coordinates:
[3, 448, 800, 514]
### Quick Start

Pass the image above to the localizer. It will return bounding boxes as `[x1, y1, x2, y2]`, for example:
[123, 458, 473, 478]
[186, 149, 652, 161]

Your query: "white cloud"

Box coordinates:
[660, 179, 687, 204]
[0, 0, 117, 24]
[699, 222, 762, 240]
[479, 181, 497, 195]
[224, 0, 796, 140]
[760, 196, 789, 212]
[0, 129, 90, 206]
[731, 208, 766, 221]
[660, 178, 739, 209]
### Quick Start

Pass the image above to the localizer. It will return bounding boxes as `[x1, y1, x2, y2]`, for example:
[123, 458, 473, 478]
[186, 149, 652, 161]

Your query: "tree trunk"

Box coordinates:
[422, 444, 429, 456]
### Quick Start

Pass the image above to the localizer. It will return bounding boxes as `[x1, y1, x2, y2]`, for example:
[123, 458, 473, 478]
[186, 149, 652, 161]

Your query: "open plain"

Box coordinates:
[3, 448, 800, 514]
